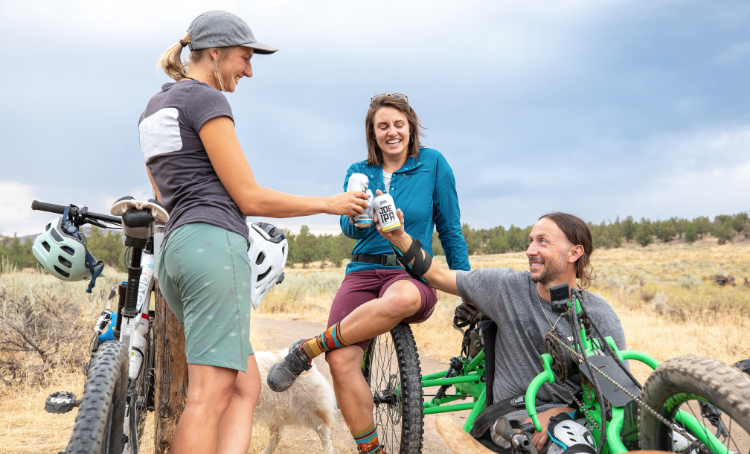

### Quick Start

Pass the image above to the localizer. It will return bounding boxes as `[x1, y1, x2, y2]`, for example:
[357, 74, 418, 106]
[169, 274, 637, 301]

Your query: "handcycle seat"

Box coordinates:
[110, 196, 169, 240]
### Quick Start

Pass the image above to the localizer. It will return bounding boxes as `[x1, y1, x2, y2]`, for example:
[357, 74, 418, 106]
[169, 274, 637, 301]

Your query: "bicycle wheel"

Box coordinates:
[362, 323, 424, 454]
[66, 341, 128, 454]
[639, 355, 750, 454]
[134, 318, 156, 447]
[129, 317, 155, 452]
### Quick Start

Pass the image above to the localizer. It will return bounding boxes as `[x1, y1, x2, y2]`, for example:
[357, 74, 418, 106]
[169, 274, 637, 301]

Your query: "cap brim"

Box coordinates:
[241, 41, 277, 54]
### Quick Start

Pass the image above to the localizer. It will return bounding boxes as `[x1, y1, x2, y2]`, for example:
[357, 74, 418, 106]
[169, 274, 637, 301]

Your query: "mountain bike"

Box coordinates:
[36, 198, 167, 454]
[362, 286, 750, 454]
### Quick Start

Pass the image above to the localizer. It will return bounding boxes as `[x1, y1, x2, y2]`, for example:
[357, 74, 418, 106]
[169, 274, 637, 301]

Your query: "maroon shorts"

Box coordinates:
[326, 269, 438, 353]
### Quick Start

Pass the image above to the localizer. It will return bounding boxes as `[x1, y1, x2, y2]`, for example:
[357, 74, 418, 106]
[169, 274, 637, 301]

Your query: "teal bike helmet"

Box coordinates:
[32, 205, 103, 293]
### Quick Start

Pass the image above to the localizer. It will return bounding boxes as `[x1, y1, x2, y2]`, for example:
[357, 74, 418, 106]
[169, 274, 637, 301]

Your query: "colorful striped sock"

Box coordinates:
[352, 423, 382, 453]
[301, 322, 350, 359]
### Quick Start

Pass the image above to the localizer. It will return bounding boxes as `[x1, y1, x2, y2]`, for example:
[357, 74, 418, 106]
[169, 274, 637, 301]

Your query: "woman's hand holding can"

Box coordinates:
[328, 191, 368, 216]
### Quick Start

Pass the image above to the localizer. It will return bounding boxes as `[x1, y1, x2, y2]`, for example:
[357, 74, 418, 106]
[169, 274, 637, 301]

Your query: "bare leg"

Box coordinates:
[328, 347, 373, 434]
[171, 364, 238, 454]
[338, 280, 422, 345]
[216, 355, 262, 453]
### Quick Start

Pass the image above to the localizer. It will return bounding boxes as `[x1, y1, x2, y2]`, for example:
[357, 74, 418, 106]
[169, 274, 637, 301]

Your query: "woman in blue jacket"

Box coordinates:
[268, 94, 469, 454]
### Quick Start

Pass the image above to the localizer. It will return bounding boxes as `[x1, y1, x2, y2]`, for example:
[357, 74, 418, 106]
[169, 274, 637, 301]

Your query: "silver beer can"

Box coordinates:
[373, 193, 401, 232]
[347, 173, 369, 193]
[354, 189, 374, 226]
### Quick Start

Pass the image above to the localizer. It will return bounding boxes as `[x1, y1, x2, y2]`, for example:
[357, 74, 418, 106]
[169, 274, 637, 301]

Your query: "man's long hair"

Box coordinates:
[539, 212, 596, 288]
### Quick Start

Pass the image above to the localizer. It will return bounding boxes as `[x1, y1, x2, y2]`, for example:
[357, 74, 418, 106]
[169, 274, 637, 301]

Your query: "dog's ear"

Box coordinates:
[435, 415, 494, 454]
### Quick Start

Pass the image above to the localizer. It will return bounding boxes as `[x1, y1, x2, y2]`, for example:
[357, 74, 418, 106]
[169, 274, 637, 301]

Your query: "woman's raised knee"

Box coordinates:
[381, 281, 422, 317]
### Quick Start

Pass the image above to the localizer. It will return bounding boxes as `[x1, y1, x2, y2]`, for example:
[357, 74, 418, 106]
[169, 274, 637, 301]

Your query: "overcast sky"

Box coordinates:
[1, 0, 749, 236]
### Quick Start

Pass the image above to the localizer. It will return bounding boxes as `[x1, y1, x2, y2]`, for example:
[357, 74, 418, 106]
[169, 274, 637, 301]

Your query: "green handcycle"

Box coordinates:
[362, 285, 750, 454]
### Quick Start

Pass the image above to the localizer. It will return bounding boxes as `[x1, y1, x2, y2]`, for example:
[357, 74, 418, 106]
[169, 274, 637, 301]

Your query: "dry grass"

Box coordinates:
[0, 268, 271, 454]
[1, 239, 748, 452]
[259, 240, 750, 383]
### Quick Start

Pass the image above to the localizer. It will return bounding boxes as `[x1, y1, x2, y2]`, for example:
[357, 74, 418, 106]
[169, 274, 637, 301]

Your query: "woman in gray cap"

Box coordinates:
[139, 10, 367, 454]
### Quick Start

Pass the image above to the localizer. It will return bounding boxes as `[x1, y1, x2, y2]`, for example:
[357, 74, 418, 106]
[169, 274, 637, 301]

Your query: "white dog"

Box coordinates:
[253, 349, 337, 454]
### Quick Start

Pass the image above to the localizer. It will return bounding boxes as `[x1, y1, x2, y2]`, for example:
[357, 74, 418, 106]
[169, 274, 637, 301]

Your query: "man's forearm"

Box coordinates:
[388, 231, 460, 296]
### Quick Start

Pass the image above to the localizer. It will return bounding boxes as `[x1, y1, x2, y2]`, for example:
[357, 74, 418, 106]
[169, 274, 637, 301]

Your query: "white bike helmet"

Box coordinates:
[32, 206, 103, 292]
[247, 222, 288, 309]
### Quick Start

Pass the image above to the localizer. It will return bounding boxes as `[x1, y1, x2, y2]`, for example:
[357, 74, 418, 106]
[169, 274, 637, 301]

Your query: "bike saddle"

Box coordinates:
[110, 196, 169, 222]
[111, 196, 169, 241]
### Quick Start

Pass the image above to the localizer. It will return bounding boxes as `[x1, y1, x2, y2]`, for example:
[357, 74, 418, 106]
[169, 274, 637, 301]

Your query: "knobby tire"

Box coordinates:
[639, 355, 750, 454]
[66, 341, 128, 454]
[362, 323, 424, 454]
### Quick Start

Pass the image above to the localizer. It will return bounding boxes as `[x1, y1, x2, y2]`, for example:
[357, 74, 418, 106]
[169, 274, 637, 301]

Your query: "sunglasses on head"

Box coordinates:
[371, 93, 409, 104]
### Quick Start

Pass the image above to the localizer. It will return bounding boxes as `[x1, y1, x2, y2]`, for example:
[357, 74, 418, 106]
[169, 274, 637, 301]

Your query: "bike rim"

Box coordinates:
[657, 392, 750, 454]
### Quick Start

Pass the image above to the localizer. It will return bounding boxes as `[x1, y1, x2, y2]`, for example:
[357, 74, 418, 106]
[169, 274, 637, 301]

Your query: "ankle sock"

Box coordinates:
[352, 423, 382, 453]
[301, 322, 350, 359]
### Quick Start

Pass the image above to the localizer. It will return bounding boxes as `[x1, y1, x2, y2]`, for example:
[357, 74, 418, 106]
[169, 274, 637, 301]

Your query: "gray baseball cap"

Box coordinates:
[187, 10, 277, 55]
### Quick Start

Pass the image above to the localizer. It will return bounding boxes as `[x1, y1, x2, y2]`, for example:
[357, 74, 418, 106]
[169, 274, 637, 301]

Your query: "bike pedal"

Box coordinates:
[45, 391, 78, 414]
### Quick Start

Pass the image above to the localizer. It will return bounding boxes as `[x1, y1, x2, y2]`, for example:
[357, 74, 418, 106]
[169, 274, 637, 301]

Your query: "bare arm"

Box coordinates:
[199, 116, 367, 218]
[146, 166, 162, 203]
[375, 207, 460, 296]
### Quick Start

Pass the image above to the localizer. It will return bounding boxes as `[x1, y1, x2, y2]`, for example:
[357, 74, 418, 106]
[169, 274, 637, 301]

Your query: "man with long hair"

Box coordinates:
[377, 210, 626, 454]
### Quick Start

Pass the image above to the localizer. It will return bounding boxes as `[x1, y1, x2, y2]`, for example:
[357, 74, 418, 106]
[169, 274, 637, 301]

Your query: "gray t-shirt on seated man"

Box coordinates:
[456, 268, 626, 413]
[139, 80, 249, 241]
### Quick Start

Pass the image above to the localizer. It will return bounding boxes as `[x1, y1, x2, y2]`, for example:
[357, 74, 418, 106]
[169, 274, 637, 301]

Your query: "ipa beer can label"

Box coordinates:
[355, 189, 374, 225]
[373, 193, 401, 232]
[347, 173, 369, 193]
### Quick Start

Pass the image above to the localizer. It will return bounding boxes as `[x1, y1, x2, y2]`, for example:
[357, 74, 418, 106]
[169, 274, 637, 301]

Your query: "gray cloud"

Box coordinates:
[1, 0, 748, 235]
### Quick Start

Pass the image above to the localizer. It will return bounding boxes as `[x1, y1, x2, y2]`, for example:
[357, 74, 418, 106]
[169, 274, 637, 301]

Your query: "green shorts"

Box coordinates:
[156, 222, 254, 372]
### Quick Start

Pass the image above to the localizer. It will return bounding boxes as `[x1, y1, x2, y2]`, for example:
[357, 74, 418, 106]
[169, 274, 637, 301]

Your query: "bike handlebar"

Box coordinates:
[31, 200, 122, 225]
[31, 200, 67, 215]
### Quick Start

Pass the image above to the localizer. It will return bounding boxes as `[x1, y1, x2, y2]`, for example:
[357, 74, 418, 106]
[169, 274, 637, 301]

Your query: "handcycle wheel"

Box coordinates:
[66, 341, 128, 454]
[362, 323, 424, 454]
[639, 355, 750, 454]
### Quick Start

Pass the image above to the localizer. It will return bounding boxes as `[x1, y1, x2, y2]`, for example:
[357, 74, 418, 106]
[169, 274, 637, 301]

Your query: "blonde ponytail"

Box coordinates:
[157, 33, 191, 81]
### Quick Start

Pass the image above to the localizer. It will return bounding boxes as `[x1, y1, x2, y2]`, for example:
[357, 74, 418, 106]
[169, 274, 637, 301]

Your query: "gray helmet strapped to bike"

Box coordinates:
[32, 205, 104, 293]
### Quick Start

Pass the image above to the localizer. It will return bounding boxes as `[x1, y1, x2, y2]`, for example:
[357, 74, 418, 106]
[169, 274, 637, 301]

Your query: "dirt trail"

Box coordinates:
[253, 316, 472, 454]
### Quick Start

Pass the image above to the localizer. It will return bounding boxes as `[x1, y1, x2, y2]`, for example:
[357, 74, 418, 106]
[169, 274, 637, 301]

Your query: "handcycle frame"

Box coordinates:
[419, 291, 735, 454]
[422, 347, 487, 431]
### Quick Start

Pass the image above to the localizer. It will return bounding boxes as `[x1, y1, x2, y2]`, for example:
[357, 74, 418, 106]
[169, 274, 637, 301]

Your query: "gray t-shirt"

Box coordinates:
[456, 268, 626, 411]
[138, 80, 249, 241]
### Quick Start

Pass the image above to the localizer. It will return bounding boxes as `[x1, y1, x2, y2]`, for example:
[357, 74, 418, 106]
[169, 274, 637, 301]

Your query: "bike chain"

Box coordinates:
[545, 331, 711, 454]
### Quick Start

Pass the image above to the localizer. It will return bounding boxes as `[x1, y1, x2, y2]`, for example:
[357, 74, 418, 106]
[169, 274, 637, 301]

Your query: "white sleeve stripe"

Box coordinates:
[139, 108, 183, 162]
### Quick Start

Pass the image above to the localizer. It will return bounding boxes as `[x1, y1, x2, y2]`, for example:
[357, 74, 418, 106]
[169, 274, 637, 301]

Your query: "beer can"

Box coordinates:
[354, 189, 374, 226]
[373, 193, 401, 232]
[347, 173, 369, 193]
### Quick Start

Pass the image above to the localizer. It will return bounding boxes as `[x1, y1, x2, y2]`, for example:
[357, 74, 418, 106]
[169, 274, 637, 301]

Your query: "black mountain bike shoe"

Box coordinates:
[267, 339, 313, 392]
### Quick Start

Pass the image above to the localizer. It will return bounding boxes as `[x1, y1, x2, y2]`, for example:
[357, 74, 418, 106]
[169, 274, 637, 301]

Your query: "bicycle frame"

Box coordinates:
[117, 241, 156, 450]
[34, 199, 163, 454]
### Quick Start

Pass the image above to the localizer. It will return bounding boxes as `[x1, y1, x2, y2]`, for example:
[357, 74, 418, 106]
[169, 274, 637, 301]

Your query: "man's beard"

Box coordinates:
[530, 252, 568, 285]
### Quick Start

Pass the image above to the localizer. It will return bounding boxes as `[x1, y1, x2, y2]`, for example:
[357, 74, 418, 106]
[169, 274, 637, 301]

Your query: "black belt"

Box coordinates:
[352, 254, 398, 266]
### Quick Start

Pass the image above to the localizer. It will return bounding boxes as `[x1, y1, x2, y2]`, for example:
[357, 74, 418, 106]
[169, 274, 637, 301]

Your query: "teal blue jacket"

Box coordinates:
[341, 148, 470, 275]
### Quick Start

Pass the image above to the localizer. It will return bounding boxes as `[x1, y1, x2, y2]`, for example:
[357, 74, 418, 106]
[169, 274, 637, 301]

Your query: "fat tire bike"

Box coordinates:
[365, 286, 750, 454]
[37, 198, 165, 454]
